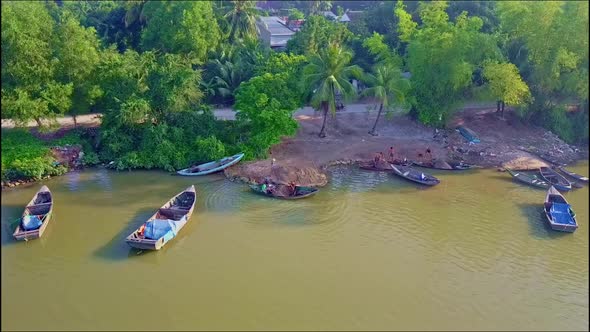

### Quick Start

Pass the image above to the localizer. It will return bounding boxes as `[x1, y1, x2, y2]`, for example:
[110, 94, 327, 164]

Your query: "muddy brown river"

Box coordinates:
[2, 163, 588, 330]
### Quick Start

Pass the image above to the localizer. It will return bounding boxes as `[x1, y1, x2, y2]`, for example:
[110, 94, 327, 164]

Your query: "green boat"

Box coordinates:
[249, 184, 318, 200]
[506, 169, 550, 189]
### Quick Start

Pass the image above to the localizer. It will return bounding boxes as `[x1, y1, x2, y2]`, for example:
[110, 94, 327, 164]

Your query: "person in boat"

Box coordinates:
[373, 153, 381, 167]
[420, 173, 426, 181]
[288, 181, 297, 196]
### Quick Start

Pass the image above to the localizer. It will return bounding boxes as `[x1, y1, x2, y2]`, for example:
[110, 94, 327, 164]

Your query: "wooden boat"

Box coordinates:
[506, 169, 550, 189]
[544, 186, 577, 232]
[358, 160, 410, 171]
[412, 160, 478, 170]
[249, 184, 318, 200]
[13, 186, 54, 241]
[539, 167, 572, 191]
[177, 153, 244, 176]
[556, 166, 589, 183]
[457, 126, 480, 143]
[390, 164, 440, 186]
[125, 185, 196, 250]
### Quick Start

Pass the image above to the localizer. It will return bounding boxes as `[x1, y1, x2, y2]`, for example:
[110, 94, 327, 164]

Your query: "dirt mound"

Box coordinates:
[224, 161, 328, 187]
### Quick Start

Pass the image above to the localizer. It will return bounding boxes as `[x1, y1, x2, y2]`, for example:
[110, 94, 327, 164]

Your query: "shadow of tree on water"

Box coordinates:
[93, 208, 156, 261]
[518, 203, 571, 239]
[1, 205, 24, 247]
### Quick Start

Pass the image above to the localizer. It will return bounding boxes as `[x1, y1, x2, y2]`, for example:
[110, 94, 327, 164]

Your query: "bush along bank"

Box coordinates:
[1, 128, 100, 189]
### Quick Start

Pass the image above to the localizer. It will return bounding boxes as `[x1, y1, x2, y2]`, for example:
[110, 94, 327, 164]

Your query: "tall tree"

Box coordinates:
[1, 1, 73, 127]
[302, 44, 362, 137]
[395, 0, 500, 126]
[482, 61, 530, 118]
[222, 0, 259, 42]
[141, 1, 221, 64]
[362, 64, 410, 135]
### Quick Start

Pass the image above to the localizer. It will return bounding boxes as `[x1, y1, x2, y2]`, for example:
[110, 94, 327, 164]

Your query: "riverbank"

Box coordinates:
[3, 104, 587, 190]
[225, 107, 588, 186]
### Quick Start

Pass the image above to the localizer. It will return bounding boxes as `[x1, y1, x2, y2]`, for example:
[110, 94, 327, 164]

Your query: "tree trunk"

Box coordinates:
[497, 100, 501, 113]
[73, 114, 78, 127]
[319, 102, 328, 138]
[369, 103, 384, 136]
[501, 101, 505, 118]
[35, 118, 43, 128]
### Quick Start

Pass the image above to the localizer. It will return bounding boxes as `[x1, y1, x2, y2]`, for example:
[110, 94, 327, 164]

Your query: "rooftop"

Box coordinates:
[258, 16, 295, 36]
[322, 11, 351, 22]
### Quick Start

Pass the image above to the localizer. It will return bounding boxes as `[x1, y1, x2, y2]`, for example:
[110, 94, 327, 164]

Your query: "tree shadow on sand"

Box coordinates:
[93, 208, 156, 261]
[518, 203, 571, 239]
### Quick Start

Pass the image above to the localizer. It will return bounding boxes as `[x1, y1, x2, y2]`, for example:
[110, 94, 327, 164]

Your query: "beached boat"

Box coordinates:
[177, 153, 244, 176]
[390, 164, 440, 186]
[249, 184, 318, 200]
[539, 167, 572, 191]
[506, 169, 550, 189]
[358, 160, 410, 171]
[412, 160, 478, 170]
[457, 126, 481, 143]
[13, 186, 53, 241]
[544, 186, 577, 232]
[556, 166, 589, 183]
[125, 185, 196, 250]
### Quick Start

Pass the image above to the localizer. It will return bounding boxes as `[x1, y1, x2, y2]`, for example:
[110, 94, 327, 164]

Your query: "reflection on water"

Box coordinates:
[2, 163, 588, 330]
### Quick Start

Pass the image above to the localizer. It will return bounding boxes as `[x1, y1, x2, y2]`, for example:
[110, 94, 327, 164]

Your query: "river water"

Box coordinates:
[2, 163, 588, 331]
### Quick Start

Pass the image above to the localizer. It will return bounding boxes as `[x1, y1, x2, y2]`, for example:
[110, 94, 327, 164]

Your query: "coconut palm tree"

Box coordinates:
[362, 63, 410, 136]
[223, 0, 259, 42]
[302, 44, 362, 138]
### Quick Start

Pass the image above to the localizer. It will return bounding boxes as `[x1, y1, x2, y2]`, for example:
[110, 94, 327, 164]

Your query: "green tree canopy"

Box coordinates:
[287, 15, 353, 56]
[141, 1, 221, 64]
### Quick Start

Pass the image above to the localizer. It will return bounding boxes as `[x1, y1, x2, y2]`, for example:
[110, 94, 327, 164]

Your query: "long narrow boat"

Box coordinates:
[390, 164, 440, 186]
[249, 184, 318, 200]
[177, 153, 244, 176]
[539, 167, 572, 191]
[13, 186, 53, 241]
[506, 169, 550, 189]
[457, 126, 481, 143]
[126, 186, 196, 250]
[556, 166, 589, 183]
[544, 186, 577, 232]
[412, 160, 479, 171]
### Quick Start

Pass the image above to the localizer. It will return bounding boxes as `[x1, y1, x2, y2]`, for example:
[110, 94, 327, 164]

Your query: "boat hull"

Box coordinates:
[177, 153, 244, 176]
[13, 186, 53, 241]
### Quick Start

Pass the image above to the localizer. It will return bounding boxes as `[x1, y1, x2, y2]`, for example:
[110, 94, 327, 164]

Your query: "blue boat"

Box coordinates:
[544, 186, 577, 232]
[177, 153, 244, 176]
[457, 126, 480, 143]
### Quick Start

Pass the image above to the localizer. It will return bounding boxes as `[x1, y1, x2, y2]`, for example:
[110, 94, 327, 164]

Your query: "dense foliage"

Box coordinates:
[2, 0, 588, 182]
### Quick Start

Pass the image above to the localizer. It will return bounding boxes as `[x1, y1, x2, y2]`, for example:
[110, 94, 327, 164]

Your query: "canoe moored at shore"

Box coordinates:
[457, 126, 480, 143]
[506, 169, 551, 189]
[539, 167, 572, 191]
[126, 186, 196, 250]
[13, 186, 53, 241]
[544, 186, 577, 233]
[390, 164, 440, 186]
[177, 153, 244, 176]
[556, 166, 589, 183]
[249, 184, 318, 200]
[412, 160, 479, 171]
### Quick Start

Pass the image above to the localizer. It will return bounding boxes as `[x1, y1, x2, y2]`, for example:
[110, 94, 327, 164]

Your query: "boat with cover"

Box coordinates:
[249, 184, 318, 200]
[457, 126, 480, 143]
[390, 164, 440, 186]
[539, 167, 572, 191]
[506, 169, 550, 189]
[126, 185, 196, 250]
[177, 153, 244, 176]
[13, 186, 53, 241]
[544, 186, 577, 232]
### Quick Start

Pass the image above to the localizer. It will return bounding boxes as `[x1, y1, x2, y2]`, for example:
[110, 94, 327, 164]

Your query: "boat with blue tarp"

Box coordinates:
[126, 185, 196, 250]
[544, 186, 577, 232]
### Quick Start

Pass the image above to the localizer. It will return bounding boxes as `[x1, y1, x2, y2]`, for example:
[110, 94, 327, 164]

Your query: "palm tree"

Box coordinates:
[223, 0, 259, 42]
[362, 63, 410, 136]
[302, 44, 362, 138]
